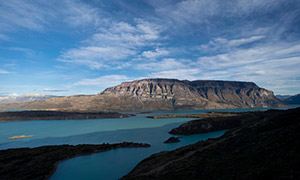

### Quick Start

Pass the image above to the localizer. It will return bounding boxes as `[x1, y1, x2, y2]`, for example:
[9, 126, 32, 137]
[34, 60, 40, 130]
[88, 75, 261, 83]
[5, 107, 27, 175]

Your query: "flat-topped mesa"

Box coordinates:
[100, 79, 260, 98]
[99, 78, 284, 109]
[0, 78, 287, 111]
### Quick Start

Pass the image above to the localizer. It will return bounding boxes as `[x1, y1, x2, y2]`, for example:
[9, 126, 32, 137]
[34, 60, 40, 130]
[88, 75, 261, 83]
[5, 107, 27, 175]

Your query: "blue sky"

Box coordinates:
[0, 0, 300, 96]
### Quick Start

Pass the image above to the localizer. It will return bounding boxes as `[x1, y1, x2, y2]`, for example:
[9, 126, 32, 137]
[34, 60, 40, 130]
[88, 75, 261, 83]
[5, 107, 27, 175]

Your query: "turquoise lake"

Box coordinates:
[0, 106, 297, 180]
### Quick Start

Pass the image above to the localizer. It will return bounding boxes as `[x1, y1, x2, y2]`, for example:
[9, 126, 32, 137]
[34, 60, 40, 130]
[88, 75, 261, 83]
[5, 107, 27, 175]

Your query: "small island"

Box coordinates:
[8, 135, 34, 139]
[0, 142, 150, 180]
[0, 110, 135, 122]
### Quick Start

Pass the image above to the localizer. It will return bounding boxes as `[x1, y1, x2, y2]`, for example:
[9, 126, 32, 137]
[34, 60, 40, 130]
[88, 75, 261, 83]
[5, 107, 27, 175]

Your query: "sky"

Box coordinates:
[0, 0, 300, 96]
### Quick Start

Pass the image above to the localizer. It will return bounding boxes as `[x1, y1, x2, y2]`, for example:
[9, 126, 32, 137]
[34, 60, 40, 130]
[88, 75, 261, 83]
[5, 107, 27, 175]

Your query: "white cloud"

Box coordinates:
[141, 48, 170, 58]
[0, 69, 10, 74]
[200, 36, 265, 52]
[91, 19, 162, 47]
[58, 19, 164, 69]
[74, 75, 132, 87]
[58, 46, 136, 69]
[44, 88, 68, 92]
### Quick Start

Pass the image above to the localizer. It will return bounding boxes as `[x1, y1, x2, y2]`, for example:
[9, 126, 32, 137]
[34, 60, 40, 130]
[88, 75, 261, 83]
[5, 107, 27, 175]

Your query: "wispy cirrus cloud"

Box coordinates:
[0, 0, 102, 33]
[6, 47, 35, 56]
[154, 0, 287, 25]
[199, 36, 265, 53]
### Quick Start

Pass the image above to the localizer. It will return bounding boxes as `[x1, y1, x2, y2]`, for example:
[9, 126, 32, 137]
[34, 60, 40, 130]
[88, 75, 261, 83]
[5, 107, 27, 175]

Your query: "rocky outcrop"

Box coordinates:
[163, 137, 180, 143]
[0, 79, 287, 111]
[121, 108, 300, 180]
[0, 142, 150, 180]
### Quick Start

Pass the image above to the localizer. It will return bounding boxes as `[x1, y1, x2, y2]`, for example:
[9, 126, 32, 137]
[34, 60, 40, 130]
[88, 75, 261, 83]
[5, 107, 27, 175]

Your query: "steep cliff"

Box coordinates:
[0, 79, 287, 111]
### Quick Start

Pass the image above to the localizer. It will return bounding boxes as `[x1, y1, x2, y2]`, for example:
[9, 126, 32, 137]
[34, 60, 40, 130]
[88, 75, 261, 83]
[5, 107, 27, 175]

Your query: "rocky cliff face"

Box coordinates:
[0, 79, 287, 111]
[99, 79, 286, 110]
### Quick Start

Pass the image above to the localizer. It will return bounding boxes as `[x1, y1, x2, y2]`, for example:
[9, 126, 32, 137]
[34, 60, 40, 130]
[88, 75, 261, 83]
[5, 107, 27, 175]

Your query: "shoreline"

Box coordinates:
[146, 112, 240, 119]
[46, 145, 150, 180]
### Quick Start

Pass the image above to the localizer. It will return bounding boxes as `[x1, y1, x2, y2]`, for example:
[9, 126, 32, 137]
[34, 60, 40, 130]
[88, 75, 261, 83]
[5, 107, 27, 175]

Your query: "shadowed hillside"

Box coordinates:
[122, 108, 300, 180]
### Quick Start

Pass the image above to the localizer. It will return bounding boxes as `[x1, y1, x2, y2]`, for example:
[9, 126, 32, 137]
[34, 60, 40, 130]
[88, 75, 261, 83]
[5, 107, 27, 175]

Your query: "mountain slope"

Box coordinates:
[275, 95, 291, 101]
[283, 94, 300, 104]
[0, 79, 287, 111]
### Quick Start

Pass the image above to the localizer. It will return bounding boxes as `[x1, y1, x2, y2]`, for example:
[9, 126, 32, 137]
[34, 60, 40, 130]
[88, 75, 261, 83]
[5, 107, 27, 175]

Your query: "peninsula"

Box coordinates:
[0, 111, 135, 122]
[146, 111, 240, 119]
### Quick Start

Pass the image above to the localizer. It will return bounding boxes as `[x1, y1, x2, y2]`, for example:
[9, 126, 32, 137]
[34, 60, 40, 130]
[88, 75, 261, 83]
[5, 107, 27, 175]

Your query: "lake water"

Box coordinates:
[0, 106, 297, 179]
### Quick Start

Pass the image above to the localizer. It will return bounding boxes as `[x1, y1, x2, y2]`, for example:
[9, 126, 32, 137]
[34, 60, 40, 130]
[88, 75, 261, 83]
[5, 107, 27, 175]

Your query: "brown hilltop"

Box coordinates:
[0, 78, 287, 111]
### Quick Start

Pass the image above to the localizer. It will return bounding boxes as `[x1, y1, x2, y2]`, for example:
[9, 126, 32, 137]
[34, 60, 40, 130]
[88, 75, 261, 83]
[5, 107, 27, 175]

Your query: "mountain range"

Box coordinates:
[0, 94, 56, 104]
[0, 79, 287, 111]
[283, 94, 300, 104]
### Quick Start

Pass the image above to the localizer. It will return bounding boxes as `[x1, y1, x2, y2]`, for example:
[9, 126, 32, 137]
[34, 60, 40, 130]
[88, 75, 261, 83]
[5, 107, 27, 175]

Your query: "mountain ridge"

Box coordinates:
[0, 94, 56, 104]
[0, 78, 287, 111]
[283, 94, 300, 104]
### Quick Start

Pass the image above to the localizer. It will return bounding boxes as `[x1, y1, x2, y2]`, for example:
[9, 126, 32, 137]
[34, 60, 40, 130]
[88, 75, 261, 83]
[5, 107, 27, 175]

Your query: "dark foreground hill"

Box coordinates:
[121, 108, 300, 180]
[0, 79, 287, 111]
[0, 142, 150, 180]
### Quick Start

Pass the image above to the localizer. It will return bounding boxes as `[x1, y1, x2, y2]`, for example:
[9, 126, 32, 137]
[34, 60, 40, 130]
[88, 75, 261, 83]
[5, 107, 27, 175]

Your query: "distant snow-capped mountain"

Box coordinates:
[0, 94, 56, 104]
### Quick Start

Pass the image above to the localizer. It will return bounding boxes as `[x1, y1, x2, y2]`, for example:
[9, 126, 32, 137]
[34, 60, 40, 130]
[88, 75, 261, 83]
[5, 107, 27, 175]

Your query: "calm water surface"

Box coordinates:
[0, 107, 297, 180]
